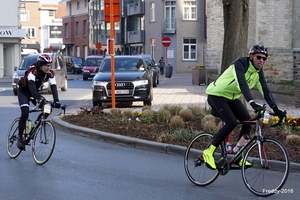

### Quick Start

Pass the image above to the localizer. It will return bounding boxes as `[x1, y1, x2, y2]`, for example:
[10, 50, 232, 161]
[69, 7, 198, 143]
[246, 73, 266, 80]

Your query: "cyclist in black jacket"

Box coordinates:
[17, 54, 61, 151]
[203, 45, 286, 169]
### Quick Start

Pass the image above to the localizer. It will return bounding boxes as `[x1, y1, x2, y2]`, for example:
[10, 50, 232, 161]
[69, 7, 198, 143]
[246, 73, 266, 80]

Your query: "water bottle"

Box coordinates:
[25, 119, 32, 134]
[263, 112, 270, 124]
[225, 134, 233, 154]
[233, 134, 249, 153]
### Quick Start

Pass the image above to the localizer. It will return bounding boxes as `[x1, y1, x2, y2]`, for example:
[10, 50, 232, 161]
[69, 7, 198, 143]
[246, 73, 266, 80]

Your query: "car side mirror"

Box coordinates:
[14, 66, 17, 71]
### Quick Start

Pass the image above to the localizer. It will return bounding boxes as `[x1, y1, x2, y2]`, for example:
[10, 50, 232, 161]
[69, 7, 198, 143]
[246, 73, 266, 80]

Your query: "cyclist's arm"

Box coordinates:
[48, 71, 59, 102]
[233, 57, 254, 102]
[27, 72, 41, 100]
[256, 70, 277, 108]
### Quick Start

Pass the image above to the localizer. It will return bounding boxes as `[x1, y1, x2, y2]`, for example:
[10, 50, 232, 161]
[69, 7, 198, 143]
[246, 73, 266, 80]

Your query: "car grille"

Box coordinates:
[107, 82, 134, 90]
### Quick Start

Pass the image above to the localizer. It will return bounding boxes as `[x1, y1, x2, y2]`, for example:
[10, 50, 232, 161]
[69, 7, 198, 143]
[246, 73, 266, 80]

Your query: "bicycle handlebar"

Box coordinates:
[30, 99, 67, 115]
[249, 104, 286, 127]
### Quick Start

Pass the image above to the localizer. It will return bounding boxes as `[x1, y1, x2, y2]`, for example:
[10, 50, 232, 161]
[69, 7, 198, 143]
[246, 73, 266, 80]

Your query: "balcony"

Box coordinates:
[127, 1, 145, 16]
[127, 30, 145, 44]
[162, 17, 176, 34]
[100, 31, 121, 45]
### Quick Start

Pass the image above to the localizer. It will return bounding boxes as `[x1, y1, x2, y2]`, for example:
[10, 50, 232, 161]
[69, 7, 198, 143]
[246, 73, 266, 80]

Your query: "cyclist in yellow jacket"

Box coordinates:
[203, 44, 286, 169]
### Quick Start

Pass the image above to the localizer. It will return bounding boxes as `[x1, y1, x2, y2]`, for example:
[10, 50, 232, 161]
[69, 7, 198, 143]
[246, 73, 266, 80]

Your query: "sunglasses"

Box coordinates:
[44, 64, 51, 67]
[255, 55, 267, 61]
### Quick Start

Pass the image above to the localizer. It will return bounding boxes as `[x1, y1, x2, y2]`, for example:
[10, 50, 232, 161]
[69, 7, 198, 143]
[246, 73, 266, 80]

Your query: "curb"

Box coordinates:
[51, 116, 300, 173]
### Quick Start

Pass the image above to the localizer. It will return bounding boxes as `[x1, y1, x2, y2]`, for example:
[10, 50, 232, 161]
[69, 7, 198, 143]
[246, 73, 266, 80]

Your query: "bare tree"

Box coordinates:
[221, 0, 249, 73]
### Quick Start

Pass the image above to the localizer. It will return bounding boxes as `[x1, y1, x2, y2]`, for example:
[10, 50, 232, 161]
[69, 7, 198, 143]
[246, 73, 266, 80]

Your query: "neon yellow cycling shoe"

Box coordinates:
[234, 154, 252, 167]
[202, 145, 217, 170]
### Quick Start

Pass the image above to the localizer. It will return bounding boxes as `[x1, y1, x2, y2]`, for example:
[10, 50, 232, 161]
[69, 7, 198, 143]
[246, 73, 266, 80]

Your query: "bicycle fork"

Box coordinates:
[256, 137, 270, 169]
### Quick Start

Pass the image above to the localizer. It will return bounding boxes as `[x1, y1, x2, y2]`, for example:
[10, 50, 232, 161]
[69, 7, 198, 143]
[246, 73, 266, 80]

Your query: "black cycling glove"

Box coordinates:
[250, 101, 264, 111]
[273, 106, 286, 119]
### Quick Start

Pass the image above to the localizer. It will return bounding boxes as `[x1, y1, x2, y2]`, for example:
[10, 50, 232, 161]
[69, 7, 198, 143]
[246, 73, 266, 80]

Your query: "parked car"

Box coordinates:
[139, 54, 159, 87]
[82, 55, 104, 80]
[64, 56, 84, 74]
[92, 55, 153, 107]
[12, 53, 68, 95]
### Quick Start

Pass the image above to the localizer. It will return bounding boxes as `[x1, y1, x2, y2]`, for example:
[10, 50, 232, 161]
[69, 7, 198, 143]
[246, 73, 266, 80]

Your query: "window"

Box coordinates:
[165, 1, 176, 30]
[150, 2, 155, 22]
[65, 23, 69, 38]
[77, 1, 80, 10]
[183, 38, 197, 60]
[24, 27, 36, 38]
[76, 22, 79, 37]
[85, 0, 88, 8]
[83, 20, 87, 36]
[49, 10, 54, 17]
[20, 10, 29, 22]
[49, 26, 62, 38]
[183, 1, 197, 20]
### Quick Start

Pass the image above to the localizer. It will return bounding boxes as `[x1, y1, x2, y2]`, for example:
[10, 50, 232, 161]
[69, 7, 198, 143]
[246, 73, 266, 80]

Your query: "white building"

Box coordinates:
[0, 0, 26, 78]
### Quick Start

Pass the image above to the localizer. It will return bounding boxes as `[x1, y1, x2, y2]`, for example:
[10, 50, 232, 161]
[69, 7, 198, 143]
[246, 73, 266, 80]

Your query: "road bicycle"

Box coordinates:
[6, 99, 66, 165]
[184, 105, 289, 197]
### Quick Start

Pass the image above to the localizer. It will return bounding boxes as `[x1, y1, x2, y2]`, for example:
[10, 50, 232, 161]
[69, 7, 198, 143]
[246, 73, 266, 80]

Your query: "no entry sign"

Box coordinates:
[161, 37, 171, 47]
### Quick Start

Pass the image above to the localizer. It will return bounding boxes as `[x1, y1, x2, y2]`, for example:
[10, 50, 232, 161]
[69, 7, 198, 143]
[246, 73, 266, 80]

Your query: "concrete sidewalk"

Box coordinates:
[64, 73, 298, 118]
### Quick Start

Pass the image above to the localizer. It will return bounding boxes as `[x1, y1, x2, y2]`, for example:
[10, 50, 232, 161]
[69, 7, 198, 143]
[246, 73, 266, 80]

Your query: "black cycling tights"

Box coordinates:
[207, 95, 252, 147]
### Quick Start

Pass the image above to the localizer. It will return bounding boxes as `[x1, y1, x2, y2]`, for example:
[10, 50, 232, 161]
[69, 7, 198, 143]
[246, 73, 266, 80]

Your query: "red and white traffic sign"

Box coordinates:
[161, 37, 171, 47]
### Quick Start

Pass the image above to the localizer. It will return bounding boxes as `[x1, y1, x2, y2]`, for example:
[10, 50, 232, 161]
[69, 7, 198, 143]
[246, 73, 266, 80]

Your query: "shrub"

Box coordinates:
[141, 109, 154, 118]
[169, 115, 185, 129]
[157, 108, 171, 123]
[142, 105, 151, 111]
[110, 108, 122, 118]
[179, 109, 194, 121]
[286, 135, 300, 145]
[123, 110, 133, 119]
[201, 114, 218, 132]
[188, 105, 206, 116]
[168, 105, 183, 116]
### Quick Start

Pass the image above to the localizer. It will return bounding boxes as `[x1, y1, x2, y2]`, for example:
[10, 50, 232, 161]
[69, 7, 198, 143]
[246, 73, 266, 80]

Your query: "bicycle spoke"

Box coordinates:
[6, 118, 22, 158]
[32, 121, 56, 165]
[241, 138, 289, 197]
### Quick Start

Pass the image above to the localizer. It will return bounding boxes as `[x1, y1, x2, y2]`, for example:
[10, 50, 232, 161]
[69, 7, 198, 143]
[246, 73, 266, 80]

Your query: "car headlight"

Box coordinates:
[13, 72, 19, 79]
[83, 69, 90, 73]
[133, 80, 148, 86]
[93, 81, 108, 86]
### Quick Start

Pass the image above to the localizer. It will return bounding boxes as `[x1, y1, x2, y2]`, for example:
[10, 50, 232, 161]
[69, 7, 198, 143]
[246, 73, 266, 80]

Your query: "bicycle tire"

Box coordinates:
[241, 138, 290, 197]
[184, 132, 222, 186]
[32, 121, 56, 165]
[6, 118, 22, 158]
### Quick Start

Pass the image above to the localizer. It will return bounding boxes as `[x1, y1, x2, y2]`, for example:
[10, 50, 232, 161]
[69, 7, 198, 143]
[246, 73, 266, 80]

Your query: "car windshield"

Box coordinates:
[19, 57, 37, 70]
[85, 58, 103, 66]
[72, 57, 83, 65]
[100, 57, 146, 72]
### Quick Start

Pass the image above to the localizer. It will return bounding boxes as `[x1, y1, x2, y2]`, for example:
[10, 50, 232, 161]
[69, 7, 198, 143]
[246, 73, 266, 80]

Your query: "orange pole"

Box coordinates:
[110, 2, 116, 108]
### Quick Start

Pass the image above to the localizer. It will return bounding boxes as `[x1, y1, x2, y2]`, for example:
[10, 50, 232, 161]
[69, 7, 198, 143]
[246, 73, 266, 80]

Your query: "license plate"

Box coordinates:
[115, 90, 129, 94]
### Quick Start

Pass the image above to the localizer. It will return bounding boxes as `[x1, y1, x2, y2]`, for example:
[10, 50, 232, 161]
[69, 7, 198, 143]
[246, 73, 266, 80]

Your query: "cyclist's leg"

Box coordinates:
[203, 96, 238, 169]
[17, 89, 30, 150]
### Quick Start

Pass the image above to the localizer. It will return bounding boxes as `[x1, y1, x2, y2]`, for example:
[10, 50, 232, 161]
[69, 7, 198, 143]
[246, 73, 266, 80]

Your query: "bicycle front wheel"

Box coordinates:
[184, 132, 222, 186]
[32, 121, 56, 165]
[241, 138, 289, 197]
[6, 118, 22, 158]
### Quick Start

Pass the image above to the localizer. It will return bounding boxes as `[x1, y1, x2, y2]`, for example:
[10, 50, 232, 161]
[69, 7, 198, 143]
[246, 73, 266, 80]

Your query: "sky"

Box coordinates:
[40, 0, 61, 4]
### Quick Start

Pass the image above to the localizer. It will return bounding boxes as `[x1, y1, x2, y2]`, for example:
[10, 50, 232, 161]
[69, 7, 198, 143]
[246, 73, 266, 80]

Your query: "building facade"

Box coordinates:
[205, 0, 299, 83]
[61, 0, 89, 58]
[0, 0, 26, 78]
[88, 0, 206, 73]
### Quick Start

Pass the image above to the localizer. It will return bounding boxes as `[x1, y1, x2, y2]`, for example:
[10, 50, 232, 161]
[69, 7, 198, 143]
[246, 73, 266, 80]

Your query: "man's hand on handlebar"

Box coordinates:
[250, 101, 264, 111]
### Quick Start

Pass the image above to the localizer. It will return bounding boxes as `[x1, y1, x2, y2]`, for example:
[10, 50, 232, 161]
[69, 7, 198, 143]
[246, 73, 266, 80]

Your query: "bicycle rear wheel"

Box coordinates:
[6, 118, 22, 158]
[241, 138, 289, 197]
[32, 121, 56, 165]
[184, 132, 222, 186]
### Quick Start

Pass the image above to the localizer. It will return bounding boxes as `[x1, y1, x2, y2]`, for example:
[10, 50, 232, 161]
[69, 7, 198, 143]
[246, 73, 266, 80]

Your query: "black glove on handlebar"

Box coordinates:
[53, 101, 61, 108]
[36, 96, 46, 107]
[273, 106, 286, 119]
[250, 102, 264, 111]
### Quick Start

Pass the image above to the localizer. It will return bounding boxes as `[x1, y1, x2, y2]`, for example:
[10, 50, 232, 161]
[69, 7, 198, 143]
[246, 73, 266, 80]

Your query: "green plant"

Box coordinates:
[156, 108, 171, 123]
[169, 115, 185, 129]
[168, 105, 183, 116]
[110, 108, 122, 118]
[179, 109, 194, 121]
[123, 110, 133, 119]
[201, 114, 218, 132]
[141, 109, 154, 118]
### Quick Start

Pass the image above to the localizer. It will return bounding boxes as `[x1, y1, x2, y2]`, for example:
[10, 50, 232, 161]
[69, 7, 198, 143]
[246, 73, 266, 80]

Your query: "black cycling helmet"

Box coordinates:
[37, 54, 52, 63]
[248, 44, 268, 57]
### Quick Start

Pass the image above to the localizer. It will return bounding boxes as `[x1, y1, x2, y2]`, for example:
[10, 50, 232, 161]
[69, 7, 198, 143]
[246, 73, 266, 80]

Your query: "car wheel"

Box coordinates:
[83, 75, 88, 81]
[93, 100, 102, 107]
[143, 99, 152, 106]
[153, 77, 157, 87]
[61, 78, 68, 91]
[13, 88, 18, 96]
